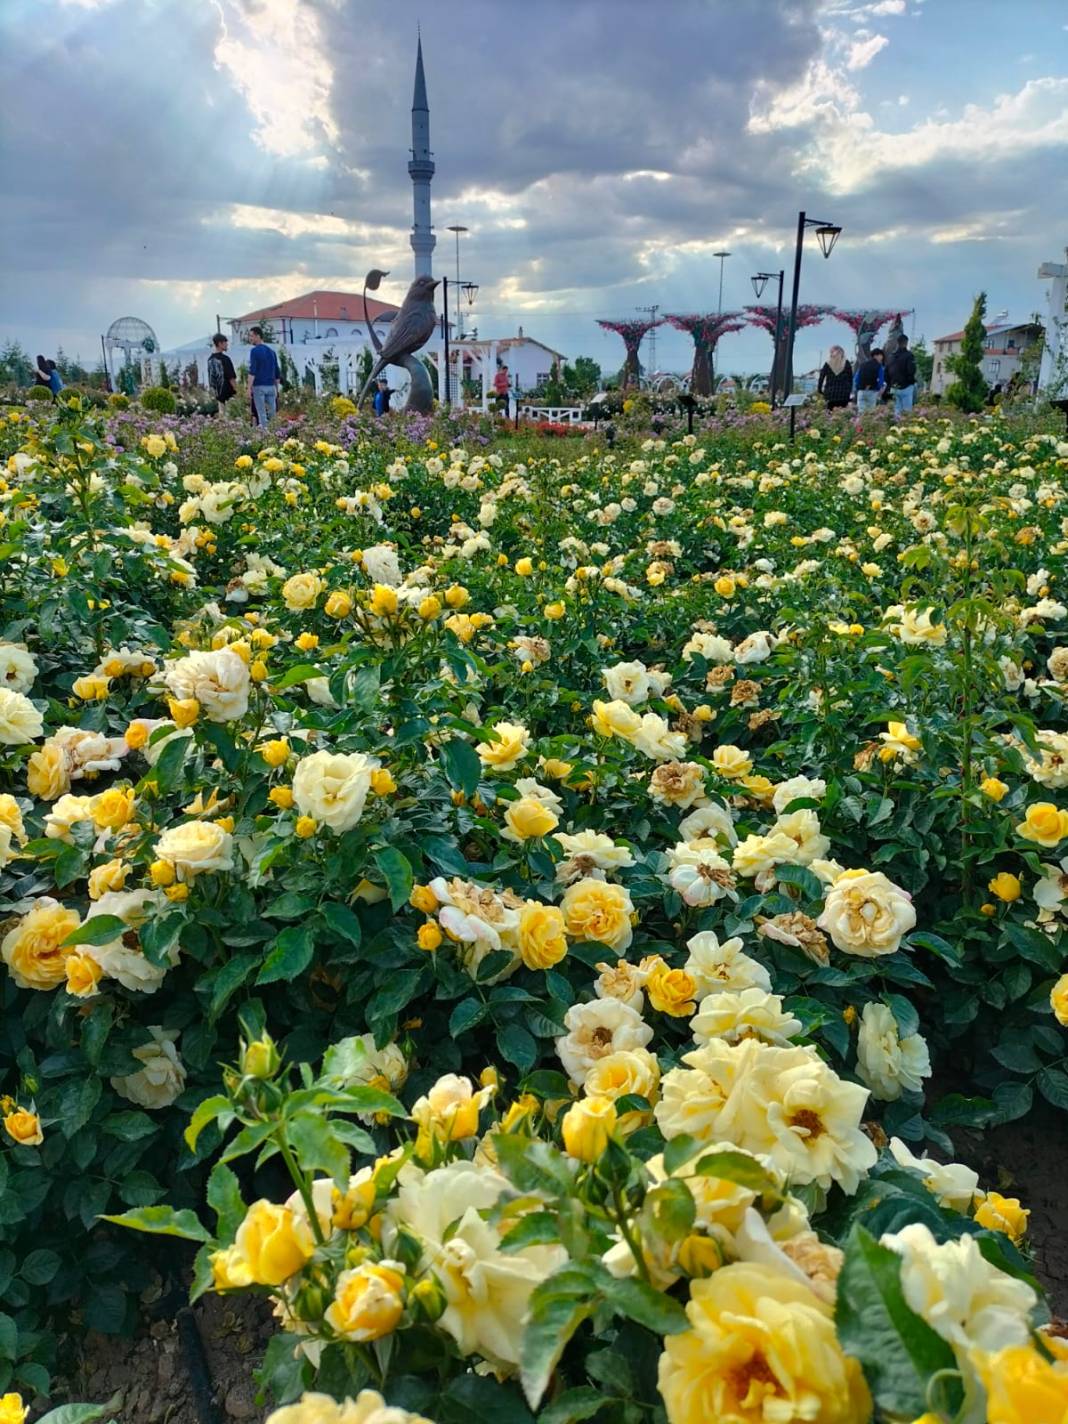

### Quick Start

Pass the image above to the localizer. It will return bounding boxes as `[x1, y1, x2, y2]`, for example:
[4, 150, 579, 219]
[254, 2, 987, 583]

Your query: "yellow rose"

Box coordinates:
[646, 961, 698, 1017]
[143, 434, 166, 458]
[91, 786, 135, 831]
[72, 673, 110, 701]
[153, 820, 233, 880]
[584, 1048, 660, 1132]
[261, 738, 290, 768]
[124, 720, 150, 751]
[562, 1095, 617, 1162]
[410, 884, 439, 913]
[324, 1261, 405, 1341]
[87, 858, 127, 900]
[444, 584, 470, 608]
[980, 776, 1009, 802]
[987, 872, 1021, 902]
[26, 742, 70, 800]
[3, 1109, 43, 1146]
[711, 744, 752, 779]
[503, 796, 559, 842]
[1051, 973, 1068, 1026]
[369, 585, 398, 616]
[973, 1340, 1068, 1424]
[167, 697, 200, 729]
[295, 816, 317, 838]
[269, 786, 295, 810]
[0, 1396, 26, 1424]
[973, 1191, 1029, 1243]
[417, 921, 442, 952]
[210, 1244, 253, 1291]
[370, 768, 397, 796]
[233, 1201, 315, 1286]
[476, 721, 530, 771]
[516, 902, 568, 970]
[418, 595, 442, 620]
[1017, 802, 1068, 847]
[66, 952, 104, 998]
[817, 868, 916, 957]
[411, 1074, 489, 1145]
[658, 1262, 870, 1424]
[282, 573, 324, 611]
[544, 601, 566, 620]
[540, 758, 574, 780]
[295, 631, 320, 652]
[677, 1233, 723, 1278]
[714, 575, 736, 598]
[515, 557, 534, 576]
[561, 879, 634, 951]
[325, 590, 354, 618]
[1, 897, 80, 990]
[591, 698, 642, 742]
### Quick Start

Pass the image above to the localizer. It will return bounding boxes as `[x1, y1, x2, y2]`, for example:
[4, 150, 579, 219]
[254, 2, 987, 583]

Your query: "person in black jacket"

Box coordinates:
[854, 347, 885, 412]
[817, 345, 853, 410]
[885, 335, 918, 414]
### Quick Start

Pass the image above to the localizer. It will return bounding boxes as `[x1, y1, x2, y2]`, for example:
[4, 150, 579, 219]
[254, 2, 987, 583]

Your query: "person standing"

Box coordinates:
[247, 325, 279, 427]
[207, 333, 238, 410]
[853, 347, 885, 413]
[817, 345, 852, 410]
[885, 334, 917, 414]
[373, 377, 392, 416]
[35, 355, 63, 399]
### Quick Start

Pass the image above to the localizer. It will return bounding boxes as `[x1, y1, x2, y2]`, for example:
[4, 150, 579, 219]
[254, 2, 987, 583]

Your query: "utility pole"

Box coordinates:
[636, 304, 659, 379]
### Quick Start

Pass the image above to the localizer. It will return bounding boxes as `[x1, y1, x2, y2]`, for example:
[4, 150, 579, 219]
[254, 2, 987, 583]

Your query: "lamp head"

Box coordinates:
[815, 224, 842, 259]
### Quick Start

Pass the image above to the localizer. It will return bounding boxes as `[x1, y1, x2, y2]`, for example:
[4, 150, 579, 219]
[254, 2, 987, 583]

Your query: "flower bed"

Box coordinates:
[0, 396, 1066, 1418]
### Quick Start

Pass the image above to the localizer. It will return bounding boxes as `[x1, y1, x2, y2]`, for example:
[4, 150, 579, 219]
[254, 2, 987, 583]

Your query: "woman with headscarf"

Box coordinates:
[817, 345, 852, 410]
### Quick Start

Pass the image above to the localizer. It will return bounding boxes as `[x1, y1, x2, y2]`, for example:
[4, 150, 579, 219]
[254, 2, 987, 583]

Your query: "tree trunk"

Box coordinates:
[691, 340, 712, 396]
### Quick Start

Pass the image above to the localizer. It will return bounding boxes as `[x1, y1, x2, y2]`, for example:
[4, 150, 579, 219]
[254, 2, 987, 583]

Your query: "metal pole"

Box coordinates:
[785, 211, 806, 429]
[718, 259, 725, 315]
[442, 277, 451, 407]
[455, 231, 463, 339]
[100, 334, 112, 392]
[771, 271, 785, 408]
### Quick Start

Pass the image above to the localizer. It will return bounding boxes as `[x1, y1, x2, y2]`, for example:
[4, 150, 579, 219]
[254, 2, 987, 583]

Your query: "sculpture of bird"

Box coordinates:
[359, 271, 440, 405]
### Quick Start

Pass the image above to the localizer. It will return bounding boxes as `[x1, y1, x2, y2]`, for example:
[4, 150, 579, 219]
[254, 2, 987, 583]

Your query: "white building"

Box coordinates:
[931, 317, 1042, 396]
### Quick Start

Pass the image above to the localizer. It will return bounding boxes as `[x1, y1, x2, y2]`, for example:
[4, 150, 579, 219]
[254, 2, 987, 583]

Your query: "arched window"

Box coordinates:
[325, 327, 338, 338]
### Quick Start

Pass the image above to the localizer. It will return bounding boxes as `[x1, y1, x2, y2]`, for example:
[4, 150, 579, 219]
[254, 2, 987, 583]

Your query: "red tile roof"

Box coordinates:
[236, 289, 400, 323]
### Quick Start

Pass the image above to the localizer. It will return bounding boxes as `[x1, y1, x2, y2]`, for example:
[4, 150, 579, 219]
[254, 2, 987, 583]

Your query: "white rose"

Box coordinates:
[292, 749, 379, 834]
[602, 660, 651, 706]
[684, 931, 772, 997]
[817, 869, 916, 957]
[85, 889, 175, 993]
[887, 1138, 980, 1211]
[691, 988, 802, 1046]
[856, 1002, 930, 1100]
[771, 775, 827, 815]
[111, 1027, 187, 1109]
[154, 820, 234, 880]
[556, 999, 653, 1086]
[0, 687, 44, 745]
[361, 544, 402, 586]
[164, 649, 250, 723]
[677, 802, 737, 847]
[0, 644, 38, 695]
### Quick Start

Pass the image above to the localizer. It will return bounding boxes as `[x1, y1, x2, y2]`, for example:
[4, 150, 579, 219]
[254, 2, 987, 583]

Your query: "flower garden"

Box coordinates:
[1, 393, 1067, 1424]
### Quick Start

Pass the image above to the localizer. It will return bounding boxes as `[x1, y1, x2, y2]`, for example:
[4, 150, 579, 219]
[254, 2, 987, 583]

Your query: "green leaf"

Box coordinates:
[102, 1110, 159, 1142]
[521, 1270, 596, 1409]
[184, 1094, 231, 1152]
[21, 1248, 61, 1285]
[692, 1149, 782, 1197]
[440, 1375, 534, 1424]
[320, 901, 362, 949]
[499, 1211, 562, 1253]
[287, 1111, 350, 1187]
[373, 845, 414, 910]
[496, 1022, 538, 1073]
[539, 1388, 612, 1424]
[449, 997, 489, 1036]
[494, 1134, 575, 1196]
[642, 1180, 696, 1243]
[662, 1133, 701, 1175]
[206, 952, 259, 1020]
[60, 915, 127, 948]
[257, 921, 315, 985]
[440, 737, 482, 796]
[351, 663, 382, 709]
[99, 1205, 211, 1243]
[207, 1162, 245, 1245]
[906, 931, 962, 966]
[1037, 1067, 1068, 1110]
[835, 1225, 960, 1418]
[35, 1407, 119, 1424]
[596, 1271, 689, 1334]
[272, 662, 323, 689]
[139, 912, 185, 968]
[775, 863, 824, 901]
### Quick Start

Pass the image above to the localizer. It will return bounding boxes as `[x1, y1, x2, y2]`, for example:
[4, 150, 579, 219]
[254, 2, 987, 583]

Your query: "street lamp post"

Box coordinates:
[784, 211, 842, 431]
[441, 276, 451, 407]
[714, 250, 731, 315]
[447, 225, 469, 337]
[752, 270, 785, 407]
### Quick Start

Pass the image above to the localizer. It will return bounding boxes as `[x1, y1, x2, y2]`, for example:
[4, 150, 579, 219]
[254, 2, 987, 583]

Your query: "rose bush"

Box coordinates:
[0, 394, 1065, 1406]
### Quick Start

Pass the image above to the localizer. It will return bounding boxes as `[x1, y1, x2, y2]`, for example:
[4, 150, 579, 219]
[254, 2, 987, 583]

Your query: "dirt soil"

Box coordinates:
[53, 1293, 275, 1423]
[951, 1101, 1068, 1316]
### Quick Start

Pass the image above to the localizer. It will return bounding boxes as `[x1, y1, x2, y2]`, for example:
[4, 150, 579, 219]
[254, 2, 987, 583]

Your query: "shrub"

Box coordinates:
[107, 393, 130, 410]
[24, 384, 52, 403]
[140, 385, 177, 414]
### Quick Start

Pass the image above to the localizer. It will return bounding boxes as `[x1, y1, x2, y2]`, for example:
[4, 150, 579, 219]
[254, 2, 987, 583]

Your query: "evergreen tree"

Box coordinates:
[911, 338, 934, 387]
[945, 293, 988, 412]
[0, 340, 33, 386]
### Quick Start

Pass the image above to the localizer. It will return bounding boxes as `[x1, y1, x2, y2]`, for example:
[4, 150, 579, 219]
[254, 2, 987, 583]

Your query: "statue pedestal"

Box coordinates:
[398, 354, 434, 414]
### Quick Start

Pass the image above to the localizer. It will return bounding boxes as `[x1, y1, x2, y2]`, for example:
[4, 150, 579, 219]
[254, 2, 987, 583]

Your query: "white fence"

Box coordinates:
[517, 404, 589, 425]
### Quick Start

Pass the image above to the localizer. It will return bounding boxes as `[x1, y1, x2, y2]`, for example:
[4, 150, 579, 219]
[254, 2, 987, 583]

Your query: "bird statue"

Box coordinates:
[359, 270, 440, 410]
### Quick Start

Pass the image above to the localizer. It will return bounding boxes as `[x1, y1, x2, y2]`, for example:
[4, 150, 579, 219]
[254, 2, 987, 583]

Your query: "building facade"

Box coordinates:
[931, 318, 1042, 395]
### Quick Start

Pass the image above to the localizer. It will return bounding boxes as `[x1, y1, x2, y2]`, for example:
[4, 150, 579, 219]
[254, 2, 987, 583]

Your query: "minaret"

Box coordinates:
[408, 35, 435, 278]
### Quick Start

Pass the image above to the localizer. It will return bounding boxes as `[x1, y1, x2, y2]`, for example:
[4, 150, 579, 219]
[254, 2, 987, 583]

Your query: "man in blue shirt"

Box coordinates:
[247, 326, 279, 427]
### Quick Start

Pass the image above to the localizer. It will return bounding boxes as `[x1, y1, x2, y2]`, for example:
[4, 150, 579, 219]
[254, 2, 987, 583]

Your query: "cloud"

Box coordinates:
[869, 0, 906, 14]
[846, 32, 889, 68]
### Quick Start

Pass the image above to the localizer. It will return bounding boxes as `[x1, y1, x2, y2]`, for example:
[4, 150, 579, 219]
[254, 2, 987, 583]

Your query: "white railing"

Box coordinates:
[517, 404, 589, 425]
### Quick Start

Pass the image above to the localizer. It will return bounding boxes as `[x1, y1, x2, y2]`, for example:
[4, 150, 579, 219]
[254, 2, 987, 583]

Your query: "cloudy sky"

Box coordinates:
[2, 0, 1066, 377]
